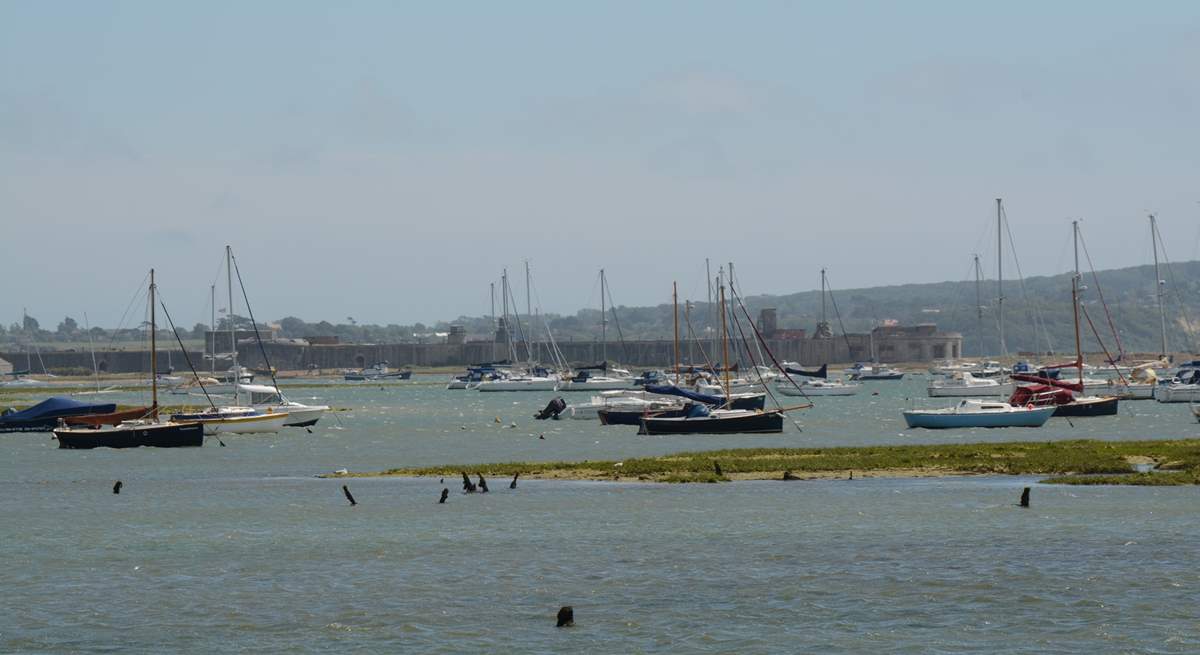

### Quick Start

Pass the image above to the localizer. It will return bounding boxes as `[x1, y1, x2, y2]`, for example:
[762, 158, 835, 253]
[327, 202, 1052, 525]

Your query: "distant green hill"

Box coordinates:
[522, 261, 1200, 357]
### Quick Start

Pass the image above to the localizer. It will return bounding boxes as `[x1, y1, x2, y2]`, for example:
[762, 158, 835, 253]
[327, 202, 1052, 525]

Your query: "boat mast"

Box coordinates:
[996, 198, 1006, 357]
[821, 268, 827, 327]
[525, 260, 535, 365]
[490, 281, 497, 361]
[1072, 219, 1081, 278]
[1072, 275, 1083, 381]
[973, 255, 983, 358]
[685, 300, 693, 366]
[150, 268, 159, 419]
[672, 281, 681, 384]
[600, 269, 607, 365]
[226, 245, 236, 377]
[719, 280, 731, 404]
[1150, 214, 1168, 359]
[210, 284, 216, 375]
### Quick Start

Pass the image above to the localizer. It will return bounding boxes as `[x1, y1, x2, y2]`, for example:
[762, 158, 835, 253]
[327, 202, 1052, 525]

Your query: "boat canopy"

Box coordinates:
[645, 384, 725, 406]
[1010, 373, 1083, 393]
[784, 364, 827, 379]
[0, 397, 116, 423]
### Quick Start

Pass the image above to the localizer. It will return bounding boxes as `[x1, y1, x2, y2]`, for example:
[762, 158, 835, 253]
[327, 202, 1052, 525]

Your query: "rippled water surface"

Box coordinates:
[2, 375, 1198, 653]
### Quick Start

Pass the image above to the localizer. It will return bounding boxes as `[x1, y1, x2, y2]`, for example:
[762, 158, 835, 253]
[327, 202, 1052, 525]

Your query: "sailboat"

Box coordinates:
[638, 280, 786, 435]
[53, 270, 206, 449]
[559, 270, 635, 391]
[475, 264, 561, 392]
[1010, 275, 1119, 417]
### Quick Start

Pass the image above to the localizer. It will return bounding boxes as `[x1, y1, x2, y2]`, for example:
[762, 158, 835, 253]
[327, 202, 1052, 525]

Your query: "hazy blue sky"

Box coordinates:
[2, 1, 1199, 328]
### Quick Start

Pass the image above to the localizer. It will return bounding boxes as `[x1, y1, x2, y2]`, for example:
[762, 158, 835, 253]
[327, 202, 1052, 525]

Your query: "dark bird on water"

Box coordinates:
[462, 472, 476, 493]
[478, 474, 489, 493]
[556, 606, 574, 627]
[510, 472, 519, 489]
[1019, 487, 1030, 508]
[782, 470, 799, 481]
[112, 480, 122, 494]
[439, 488, 449, 504]
[342, 485, 357, 506]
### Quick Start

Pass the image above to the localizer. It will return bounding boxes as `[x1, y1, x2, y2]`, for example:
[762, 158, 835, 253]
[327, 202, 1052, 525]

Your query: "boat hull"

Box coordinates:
[777, 384, 861, 397]
[54, 422, 205, 449]
[928, 383, 1014, 397]
[638, 410, 784, 435]
[1154, 384, 1200, 403]
[1051, 397, 1119, 417]
[476, 379, 559, 392]
[903, 406, 1055, 429]
[558, 379, 635, 391]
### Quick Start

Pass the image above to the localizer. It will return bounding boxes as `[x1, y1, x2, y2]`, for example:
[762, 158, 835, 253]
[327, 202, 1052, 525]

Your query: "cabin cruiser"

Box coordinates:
[565, 390, 681, 420]
[775, 378, 861, 397]
[344, 361, 412, 381]
[845, 363, 904, 380]
[1155, 369, 1200, 403]
[902, 399, 1055, 429]
[558, 367, 635, 391]
[475, 366, 559, 392]
[928, 372, 1013, 397]
[234, 383, 328, 427]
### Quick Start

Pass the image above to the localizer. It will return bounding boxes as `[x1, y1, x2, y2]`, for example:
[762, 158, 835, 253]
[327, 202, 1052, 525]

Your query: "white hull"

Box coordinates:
[476, 378, 559, 392]
[276, 405, 327, 427]
[928, 382, 1014, 397]
[559, 378, 635, 391]
[776, 382, 860, 396]
[446, 379, 470, 390]
[1155, 384, 1200, 403]
[199, 412, 289, 435]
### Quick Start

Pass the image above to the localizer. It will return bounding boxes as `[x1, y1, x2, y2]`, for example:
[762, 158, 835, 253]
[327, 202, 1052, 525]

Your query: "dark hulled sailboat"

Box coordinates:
[54, 270, 205, 449]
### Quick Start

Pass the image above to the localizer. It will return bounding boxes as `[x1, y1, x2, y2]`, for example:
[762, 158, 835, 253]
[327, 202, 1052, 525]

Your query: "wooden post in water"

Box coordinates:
[1019, 487, 1030, 508]
[556, 606, 574, 627]
[342, 485, 357, 506]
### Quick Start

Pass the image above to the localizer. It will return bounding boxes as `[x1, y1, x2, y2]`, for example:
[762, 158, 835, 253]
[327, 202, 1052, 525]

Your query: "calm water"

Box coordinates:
[2, 374, 1198, 653]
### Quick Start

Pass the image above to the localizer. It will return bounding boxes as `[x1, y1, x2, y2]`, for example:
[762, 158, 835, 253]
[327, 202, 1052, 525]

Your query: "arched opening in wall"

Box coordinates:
[98, 360, 109, 373]
[355, 354, 366, 368]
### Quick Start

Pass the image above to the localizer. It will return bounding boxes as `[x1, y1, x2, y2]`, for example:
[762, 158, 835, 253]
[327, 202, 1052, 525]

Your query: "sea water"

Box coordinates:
[1, 375, 1197, 653]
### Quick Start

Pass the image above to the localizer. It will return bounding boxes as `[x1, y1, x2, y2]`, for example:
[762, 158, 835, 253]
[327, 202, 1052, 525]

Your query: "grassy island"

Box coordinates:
[329, 438, 1200, 485]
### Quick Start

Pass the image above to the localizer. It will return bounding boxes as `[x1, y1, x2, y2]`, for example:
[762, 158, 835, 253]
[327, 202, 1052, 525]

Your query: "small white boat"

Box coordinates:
[928, 372, 1013, 397]
[845, 363, 905, 380]
[476, 375, 559, 392]
[558, 368, 635, 391]
[566, 390, 679, 419]
[902, 399, 1055, 429]
[775, 379, 861, 396]
[1155, 383, 1200, 403]
[344, 362, 411, 381]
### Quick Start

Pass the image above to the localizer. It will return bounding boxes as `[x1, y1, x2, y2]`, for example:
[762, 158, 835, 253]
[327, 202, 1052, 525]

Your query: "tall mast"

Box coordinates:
[226, 245, 236, 375]
[719, 280, 731, 404]
[150, 268, 159, 418]
[490, 282, 497, 361]
[685, 301, 693, 366]
[707, 258, 715, 360]
[1151, 214, 1168, 358]
[210, 284, 216, 375]
[996, 198, 1006, 357]
[1072, 219, 1081, 278]
[1072, 275, 1083, 380]
[672, 282, 680, 385]
[525, 260, 534, 364]
[973, 255, 983, 357]
[600, 269, 607, 364]
[821, 268, 827, 325]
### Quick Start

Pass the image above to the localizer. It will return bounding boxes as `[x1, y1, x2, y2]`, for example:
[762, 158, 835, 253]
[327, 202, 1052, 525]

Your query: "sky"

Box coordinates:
[2, 1, 1199, 329]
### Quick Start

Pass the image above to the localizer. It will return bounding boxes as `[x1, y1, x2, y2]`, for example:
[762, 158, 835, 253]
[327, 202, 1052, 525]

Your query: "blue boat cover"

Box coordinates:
[0, 397, 116, 423]
[645, 384, 725, 406]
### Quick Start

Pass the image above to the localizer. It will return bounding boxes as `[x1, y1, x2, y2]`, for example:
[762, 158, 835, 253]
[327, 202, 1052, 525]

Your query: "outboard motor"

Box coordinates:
[534, 397, 567, 420]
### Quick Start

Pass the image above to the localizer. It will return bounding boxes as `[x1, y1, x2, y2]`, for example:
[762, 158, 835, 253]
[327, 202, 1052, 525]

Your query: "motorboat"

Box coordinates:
[928, 372, 1013, 398]
[845, 363, 904, 380]
[775, 378, 861, 397]
[558, 368, 635, 391]
[344, 361, 412, 381]
[235, 383, 328, 427]
[902, 399, 1056, 429]
[566, 390, 680, 420]
[476, 367, 559, 392]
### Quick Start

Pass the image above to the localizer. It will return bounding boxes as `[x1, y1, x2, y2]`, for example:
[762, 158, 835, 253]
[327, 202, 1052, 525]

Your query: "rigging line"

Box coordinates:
[231, 252, 281, 391]
[527, 272, 565, 370]
[106, 270, 152, 352]
[1079, 303, 1128, 384]
[1001, 204, 1055, 355]
[504, 275, 531, 364]
[157, 292, 217, 409]
[942, 256, 981, 342]
[603, 277, 630, 364]
[1077, 228, 1125, 359]
[682, 301, 719, 379]
[823, 272, 856, 358]
[1154, 222, 1198, 353]
[729, 280, 812, 417]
